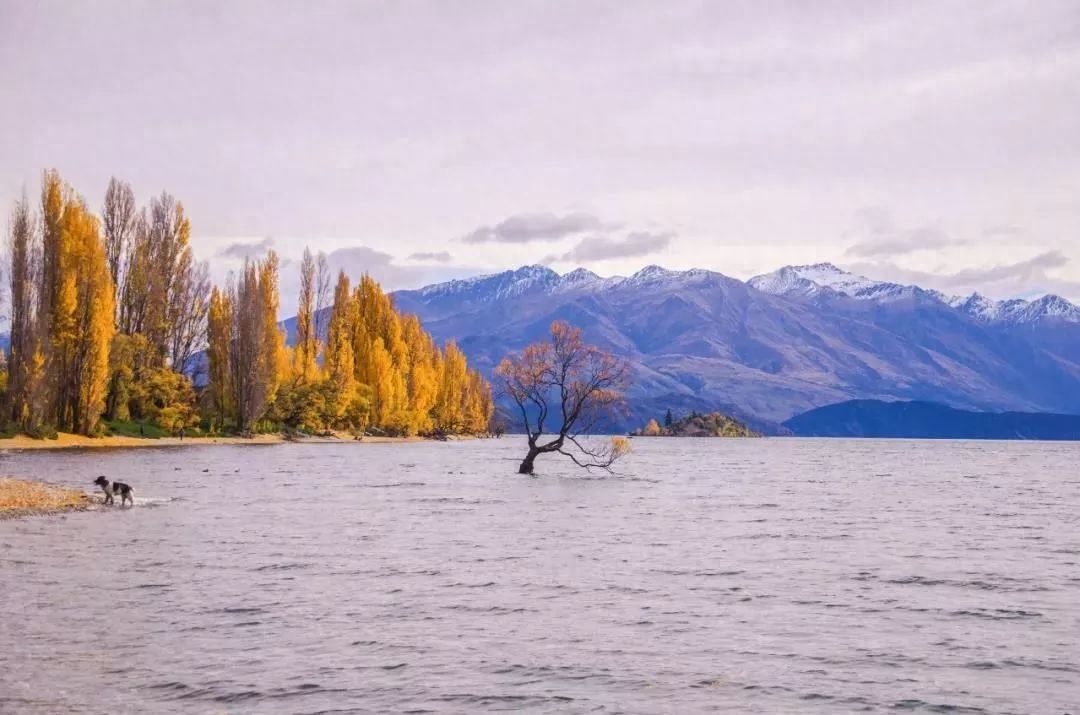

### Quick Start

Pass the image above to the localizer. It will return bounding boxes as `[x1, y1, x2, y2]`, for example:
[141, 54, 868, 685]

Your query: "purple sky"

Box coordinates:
[2, 0, 1078, 305]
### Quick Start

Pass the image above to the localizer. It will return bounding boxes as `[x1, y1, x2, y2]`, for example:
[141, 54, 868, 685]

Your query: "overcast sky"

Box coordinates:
[2, 0, 1079, 305]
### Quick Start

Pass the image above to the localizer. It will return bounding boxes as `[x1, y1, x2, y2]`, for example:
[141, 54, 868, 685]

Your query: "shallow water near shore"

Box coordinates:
[1, 438, 1078, 714]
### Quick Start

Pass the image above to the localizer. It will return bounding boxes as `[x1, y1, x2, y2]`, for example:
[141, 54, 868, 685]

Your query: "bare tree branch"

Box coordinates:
[495, 321, 630, 474]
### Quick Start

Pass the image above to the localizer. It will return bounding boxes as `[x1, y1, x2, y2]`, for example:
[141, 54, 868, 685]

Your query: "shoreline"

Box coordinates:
[0, 431, 472, 452]
[0, 477, 95, 520]
[0, 433, 469, 518]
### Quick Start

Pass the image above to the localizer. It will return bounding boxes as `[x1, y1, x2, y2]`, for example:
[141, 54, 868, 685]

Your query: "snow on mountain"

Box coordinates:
[413, 261, 1079, 324]
[622, 264, 679, 286]
[749, 263, 902, 300]
[1009, 294, 1080, 324]
[417, 264, 560, 301]
[950, 292, 1080, 324]
[417, 264, 722, 302]
[750, 263, 1080, 323]
[950, 292, 1004, 320]
[552, 267, 603, 293]
[746, 266, 821, 297]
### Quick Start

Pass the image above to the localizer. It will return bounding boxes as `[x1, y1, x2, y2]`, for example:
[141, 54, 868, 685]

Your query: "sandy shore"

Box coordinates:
[0, 477, 95, 519]
[0, 432, 286, 450]
[0, 431, 462, 451]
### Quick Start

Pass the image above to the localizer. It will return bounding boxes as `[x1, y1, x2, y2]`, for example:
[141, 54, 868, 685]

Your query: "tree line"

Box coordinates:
[3, 170, 493, 438]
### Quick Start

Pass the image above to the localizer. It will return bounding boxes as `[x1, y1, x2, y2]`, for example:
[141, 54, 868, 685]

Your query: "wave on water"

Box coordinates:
[129, 495, 184, 508]
[148, 680, 349, 705]
[3, 439, 1078, 714]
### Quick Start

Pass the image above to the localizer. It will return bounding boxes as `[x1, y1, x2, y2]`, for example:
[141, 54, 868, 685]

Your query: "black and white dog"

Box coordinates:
[93, 476, 134, 507]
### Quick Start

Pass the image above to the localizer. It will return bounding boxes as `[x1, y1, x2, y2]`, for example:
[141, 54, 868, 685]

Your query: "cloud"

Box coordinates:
[216, 236, 275, 260]
[320, 246, 424, 289]
[982, 224, 1024, 239]
[846, 226, 955, 258]
[848, 250, 1080, 300]
[943, 250, 1069, 287]
[408, 250, 453, 263]
[546, 231, 675, 263]
[844, 207, 962, 258]
[460, 212, 605, 244]
[317, 246, 481, 292]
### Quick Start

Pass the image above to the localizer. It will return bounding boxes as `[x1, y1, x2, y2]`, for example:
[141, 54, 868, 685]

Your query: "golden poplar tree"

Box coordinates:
[71, 211, 115, 434]
[368, 337, 395, 429]
[435, 341, 468, 431]
[206, 286, 234, 427]
[293, 247, 319, 383]
[42, 185, 115, 434]
[258, 251, 286, 408]
[463, 369, 494, 433]
[226, 251, 285, 431]
[401, 314, 439, 434]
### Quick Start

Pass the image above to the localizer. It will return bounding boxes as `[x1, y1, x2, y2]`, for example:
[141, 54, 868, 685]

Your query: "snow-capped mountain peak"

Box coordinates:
[417, 264, 559, 301]
[626, 264, 676, 284]
[1013, 294, 1080, 323]
[948, 292, 1080, 324]
[412, 261, 1079, 324]
[751, 263, 1080, 324]
[950, 292, 1002, 320]
[556, 267, 600, 287]
[749, 263, 892, 300]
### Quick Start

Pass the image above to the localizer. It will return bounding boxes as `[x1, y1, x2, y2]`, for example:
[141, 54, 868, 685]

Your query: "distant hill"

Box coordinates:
[636, 411, 760, 438]
[392, 263, 1080, 432]
[784, 400, 1080, 440]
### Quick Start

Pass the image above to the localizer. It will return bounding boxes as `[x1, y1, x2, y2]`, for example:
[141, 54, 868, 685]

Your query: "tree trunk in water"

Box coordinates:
[518, 446, 541, 475]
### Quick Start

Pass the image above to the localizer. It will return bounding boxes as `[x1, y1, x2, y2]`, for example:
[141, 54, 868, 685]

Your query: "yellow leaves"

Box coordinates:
[369, 336, 395, 427]
[226, 251, 285, 430]
[175, 200, 191, 249]
[34, 175, 117, 434]
[435, 341, 467, 431]
[610, 436, 632, 459]
[258, 251, 286, 404]
[326, 271, 356, 392]
[303, 269, 491, 436]
[8, 172, 499, 438]
[463, 369, 494, 433]
[294, 248, 319, 383]
[206, 286, 234, 425]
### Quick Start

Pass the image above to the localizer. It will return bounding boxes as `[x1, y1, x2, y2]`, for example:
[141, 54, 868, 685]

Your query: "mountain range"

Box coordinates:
[386, 262, 1080, 434]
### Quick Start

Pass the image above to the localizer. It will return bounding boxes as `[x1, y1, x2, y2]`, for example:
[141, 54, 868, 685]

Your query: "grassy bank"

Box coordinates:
[0, 477, 93, 519]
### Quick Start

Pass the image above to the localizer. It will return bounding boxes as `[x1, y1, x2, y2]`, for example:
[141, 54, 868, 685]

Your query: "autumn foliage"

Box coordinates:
[7, 171, 119, 435]
[231, 270, 494, 436]
[496, 320, 630, 474]
[3, 169, 493, 438]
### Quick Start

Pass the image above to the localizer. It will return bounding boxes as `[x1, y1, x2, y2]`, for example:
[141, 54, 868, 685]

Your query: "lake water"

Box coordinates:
[1, 438, 1078, 714]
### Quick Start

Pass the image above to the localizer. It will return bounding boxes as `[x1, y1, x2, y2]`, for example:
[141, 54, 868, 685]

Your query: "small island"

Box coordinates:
[634, 410, 760, 438]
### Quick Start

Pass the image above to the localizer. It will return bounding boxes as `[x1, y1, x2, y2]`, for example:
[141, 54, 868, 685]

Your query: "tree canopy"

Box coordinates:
[496, 320, 630, 474]
[4, 169, 493, 439]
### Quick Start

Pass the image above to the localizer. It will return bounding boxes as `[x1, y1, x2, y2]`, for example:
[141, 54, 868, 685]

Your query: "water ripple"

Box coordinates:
[1, 438, 1078, 714]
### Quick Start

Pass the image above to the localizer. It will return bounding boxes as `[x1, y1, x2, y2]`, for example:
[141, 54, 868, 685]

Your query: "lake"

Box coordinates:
[1, 438, 1078, 713]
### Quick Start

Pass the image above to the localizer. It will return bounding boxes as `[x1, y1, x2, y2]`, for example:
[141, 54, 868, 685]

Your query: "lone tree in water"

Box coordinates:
[495, 321, 631, 475]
